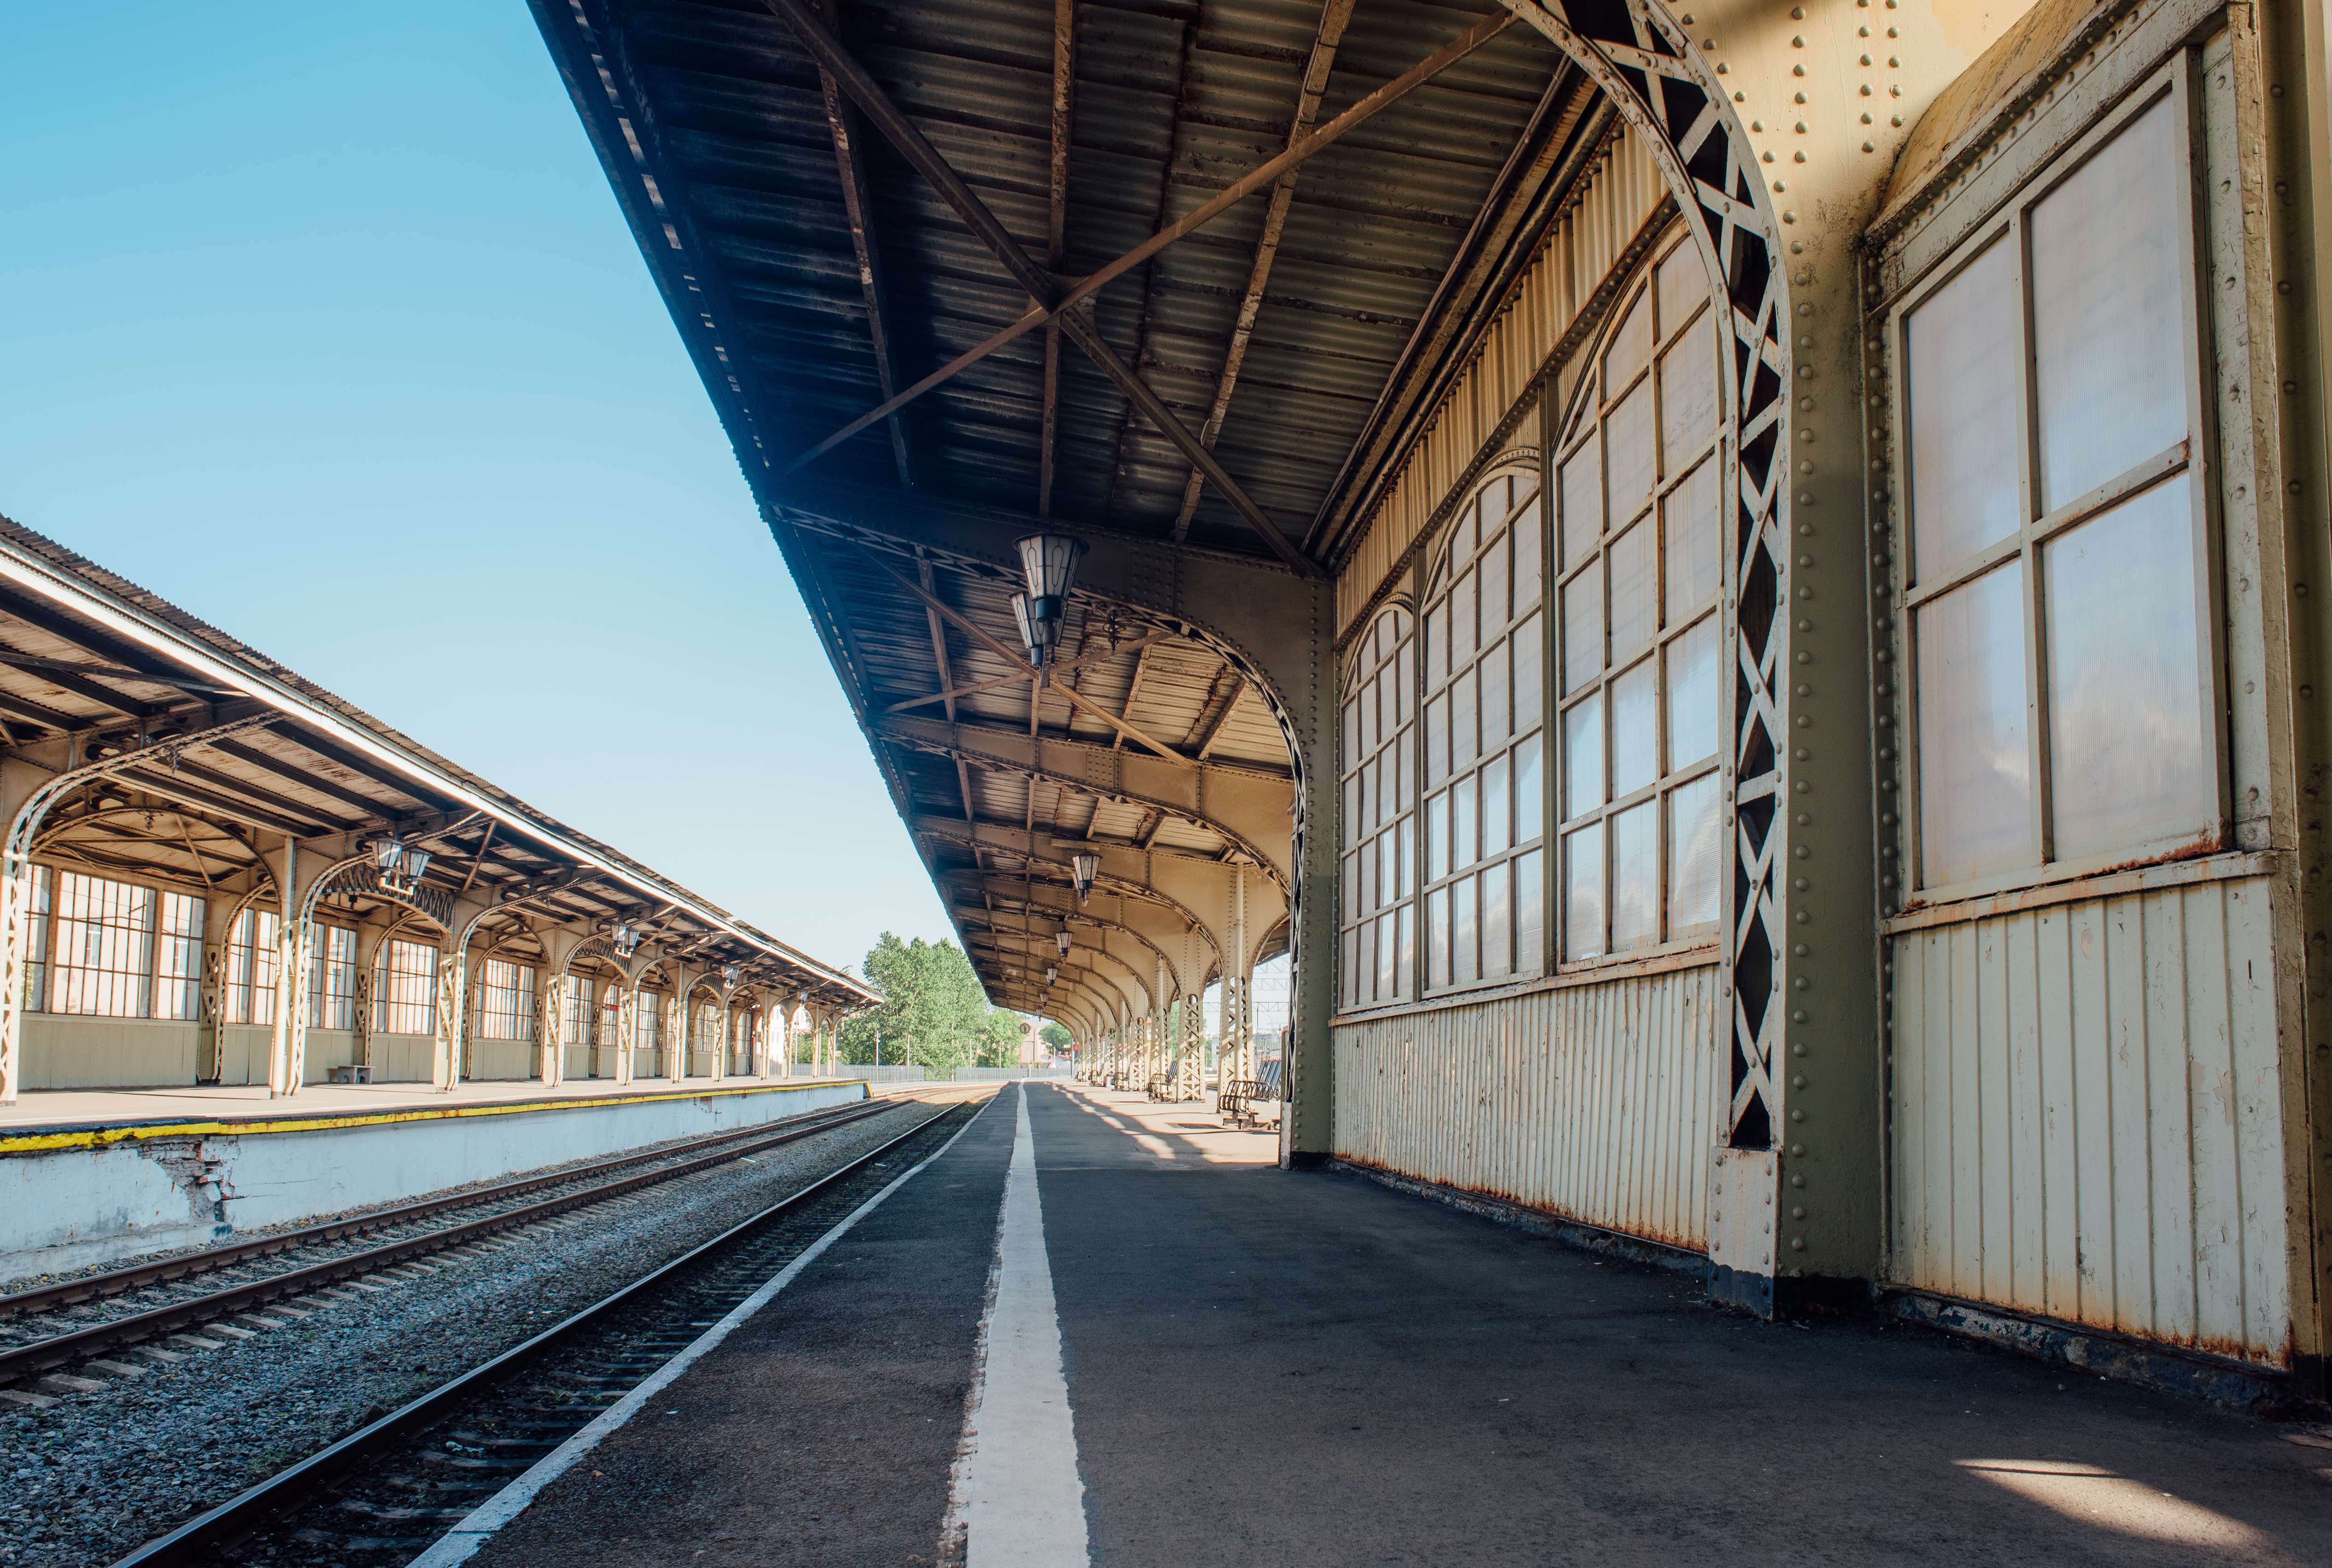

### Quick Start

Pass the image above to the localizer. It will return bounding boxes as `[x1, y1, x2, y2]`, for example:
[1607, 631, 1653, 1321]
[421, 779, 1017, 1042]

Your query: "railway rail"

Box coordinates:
[104, 1095, 980, 1567]
[0, 1091, 913, 1388]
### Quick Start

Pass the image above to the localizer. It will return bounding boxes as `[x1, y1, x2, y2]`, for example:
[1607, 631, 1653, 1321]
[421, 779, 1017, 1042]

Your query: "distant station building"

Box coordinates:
[0, 520, 871, 1103]
[530, 0, 2332, 1394]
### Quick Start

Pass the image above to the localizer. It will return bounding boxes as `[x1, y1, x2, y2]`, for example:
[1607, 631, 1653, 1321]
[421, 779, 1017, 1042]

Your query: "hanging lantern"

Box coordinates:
[611, 920, 643, 959]
[1012, 533, 1085, 669]
[1045, 966, 1058, 986]
[373, 837, 431, 896]
[721, 962, 742, 989]
[1072, 849, 1099, 903]
[1055, 929, 1072, 958]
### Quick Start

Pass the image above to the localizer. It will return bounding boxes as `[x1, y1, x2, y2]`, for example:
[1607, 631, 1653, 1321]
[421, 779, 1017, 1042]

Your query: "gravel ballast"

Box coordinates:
[0, 1100, 944, 1568]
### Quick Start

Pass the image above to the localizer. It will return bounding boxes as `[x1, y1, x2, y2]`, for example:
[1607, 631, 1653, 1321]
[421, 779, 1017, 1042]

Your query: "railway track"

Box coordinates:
[105, 1096, 980, 1567]
[0, 1092, 907, 1390]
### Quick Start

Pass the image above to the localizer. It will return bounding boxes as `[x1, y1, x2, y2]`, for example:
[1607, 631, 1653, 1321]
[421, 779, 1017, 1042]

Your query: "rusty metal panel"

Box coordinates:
[1887, 872, 2290, 1362]
[1335, 130, 1664, 634]
[1332, 960, 1722, 1249]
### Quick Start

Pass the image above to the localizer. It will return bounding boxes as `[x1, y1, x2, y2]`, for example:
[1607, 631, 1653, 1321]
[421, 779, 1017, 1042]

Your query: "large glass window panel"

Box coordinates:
[1425, 694, 1448, 785]
[1915, 562, 2033, 884]
[1452, 875, 1478, 986]
[2030, 99, 2187, 511]
[1481, 532, 1509, 632]
[1612, 659, 1659, 798]
[2043, 474, 2212, 859]
[1607, 519, 1657, 658]
[1453, 668, 1479, 767]
[1482, 862, 1511, 979]
[1560, 447, 1601, 569]
[156, 892, 204, 1024]
[1656, 244, 1708, 335]
[1426, 791, 1448, 882]
[1562, 564, 1603, 691]
[1484, 755, 1510, 856]
[1514, 504, 1542, 609]
[1662, 460, 1721, 623]
[1428, 889, 1450, 990]
[1605, 381, 1657, 526]
[1514, 611, 1543, 722]
[1481, 638, 1510, 748]
[1516, 732, 1543, 842]
[1452, 570, 1478, 664]
[52, 873, 153, 1019]
[1564, 696, 1603, 820]
[1603, 287, 1653, 391]
[1610, 801, 1660, 952]
[1907, 238, 2022, 581]
[1453, 776, 1478, 869]
[1515, 848, 1544, 970]
[1563, 825, 1605, 960]
[1668, 773, 1722, 933]
[1665, 616, 1719, 769]
[1659, 317, 1717, 470]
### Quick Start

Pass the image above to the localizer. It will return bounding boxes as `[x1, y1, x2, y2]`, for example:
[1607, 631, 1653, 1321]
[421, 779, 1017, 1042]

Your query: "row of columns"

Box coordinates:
[1072, 961, 1255, 1109]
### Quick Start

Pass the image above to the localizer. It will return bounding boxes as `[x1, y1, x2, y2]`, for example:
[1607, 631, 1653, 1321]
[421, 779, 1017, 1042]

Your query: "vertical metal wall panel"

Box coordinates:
[1335, 131, 1664, 633]
[1888, 874, 2291, 1362]
[1333, 962, 1722, 1248]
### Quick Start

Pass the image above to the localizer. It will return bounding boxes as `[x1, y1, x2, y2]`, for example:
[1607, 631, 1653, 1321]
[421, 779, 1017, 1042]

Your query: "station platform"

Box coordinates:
[0, 1075, 870, 1283]
[438, 1081, 2332, 1567]
[0, 1074, 866, 1144]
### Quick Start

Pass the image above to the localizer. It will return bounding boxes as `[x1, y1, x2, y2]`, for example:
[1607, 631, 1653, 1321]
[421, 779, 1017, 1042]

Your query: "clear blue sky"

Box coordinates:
[0, 1, 953, 975]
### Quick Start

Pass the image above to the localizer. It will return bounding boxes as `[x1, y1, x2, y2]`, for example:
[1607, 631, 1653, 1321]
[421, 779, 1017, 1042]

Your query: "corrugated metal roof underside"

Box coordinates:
[595, 0, 1562, 559]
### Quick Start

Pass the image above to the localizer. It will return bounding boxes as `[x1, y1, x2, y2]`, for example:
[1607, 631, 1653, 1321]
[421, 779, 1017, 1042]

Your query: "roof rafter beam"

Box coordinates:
[1171, 0, 1356, 542]
[801, 0, 911, 486]
[775, 4, 1514, 554]
[203, 735, 392, 819]
[885, 631, 1177, 716]
[859, 551, 1194, 766]
[760, 0, 1323, 574]
[1038, 0, 1075, 517]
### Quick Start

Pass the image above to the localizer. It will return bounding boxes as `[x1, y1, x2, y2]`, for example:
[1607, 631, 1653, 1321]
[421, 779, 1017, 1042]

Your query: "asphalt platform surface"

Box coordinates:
[471, 1082, 2332, 1566]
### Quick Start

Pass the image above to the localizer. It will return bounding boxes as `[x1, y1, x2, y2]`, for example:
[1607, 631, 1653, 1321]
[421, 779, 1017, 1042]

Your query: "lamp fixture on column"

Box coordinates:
[611, 920, 643, 959]
[721, 962, 741, 989]
[373, 837, 431, 896]
[1011, 532, 1085, 669]
[1072, 850, 1099, 904]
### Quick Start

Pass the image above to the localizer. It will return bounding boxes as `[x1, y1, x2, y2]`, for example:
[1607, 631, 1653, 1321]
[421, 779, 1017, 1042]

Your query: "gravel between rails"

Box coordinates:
[0, 1099, 943, 1568]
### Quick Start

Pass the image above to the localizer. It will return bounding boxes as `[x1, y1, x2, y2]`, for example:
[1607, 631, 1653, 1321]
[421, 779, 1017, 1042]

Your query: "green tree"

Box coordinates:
[1039, 1022, 1072, 1051]
[837, 932, 1015, 1076]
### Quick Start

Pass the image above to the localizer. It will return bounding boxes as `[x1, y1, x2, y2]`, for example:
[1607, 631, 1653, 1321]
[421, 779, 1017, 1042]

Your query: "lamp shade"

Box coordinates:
[1015, 532, 1085, 604]
[1055, 930, 1072, 957]
[1071, 850, 1100, 902]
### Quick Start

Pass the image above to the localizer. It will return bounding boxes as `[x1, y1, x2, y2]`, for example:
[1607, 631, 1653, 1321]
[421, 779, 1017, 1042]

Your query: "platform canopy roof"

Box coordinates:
[531, 0, 1601, 1021]
[0, 517, 873, 1009]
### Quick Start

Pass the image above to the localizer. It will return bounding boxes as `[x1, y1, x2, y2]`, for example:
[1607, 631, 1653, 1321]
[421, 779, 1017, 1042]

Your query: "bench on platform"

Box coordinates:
[1145, 1073, 1170, 1102]
[1219, 1059, 1282, 1128]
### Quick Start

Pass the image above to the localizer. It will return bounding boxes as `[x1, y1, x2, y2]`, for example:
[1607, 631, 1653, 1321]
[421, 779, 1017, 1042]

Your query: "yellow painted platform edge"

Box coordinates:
[0, 1077, 869, 1155]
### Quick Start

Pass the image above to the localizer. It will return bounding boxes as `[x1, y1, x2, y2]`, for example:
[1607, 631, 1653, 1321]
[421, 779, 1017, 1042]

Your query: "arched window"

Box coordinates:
[1422, 468, 1545, 991]
[1553, 231, 1723, 962]
[1340, 605, 1415, 1008]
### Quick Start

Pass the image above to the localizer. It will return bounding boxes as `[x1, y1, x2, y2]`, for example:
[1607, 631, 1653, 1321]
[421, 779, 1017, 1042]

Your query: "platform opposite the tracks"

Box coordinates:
[1, 1076, 870, 1283]
[461, 1083, 2332, 1568]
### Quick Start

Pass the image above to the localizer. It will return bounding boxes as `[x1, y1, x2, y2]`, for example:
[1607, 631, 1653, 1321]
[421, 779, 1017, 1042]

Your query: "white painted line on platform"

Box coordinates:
[949, 1084, 1091, 1568]
[406, 1104, 992, 1568]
